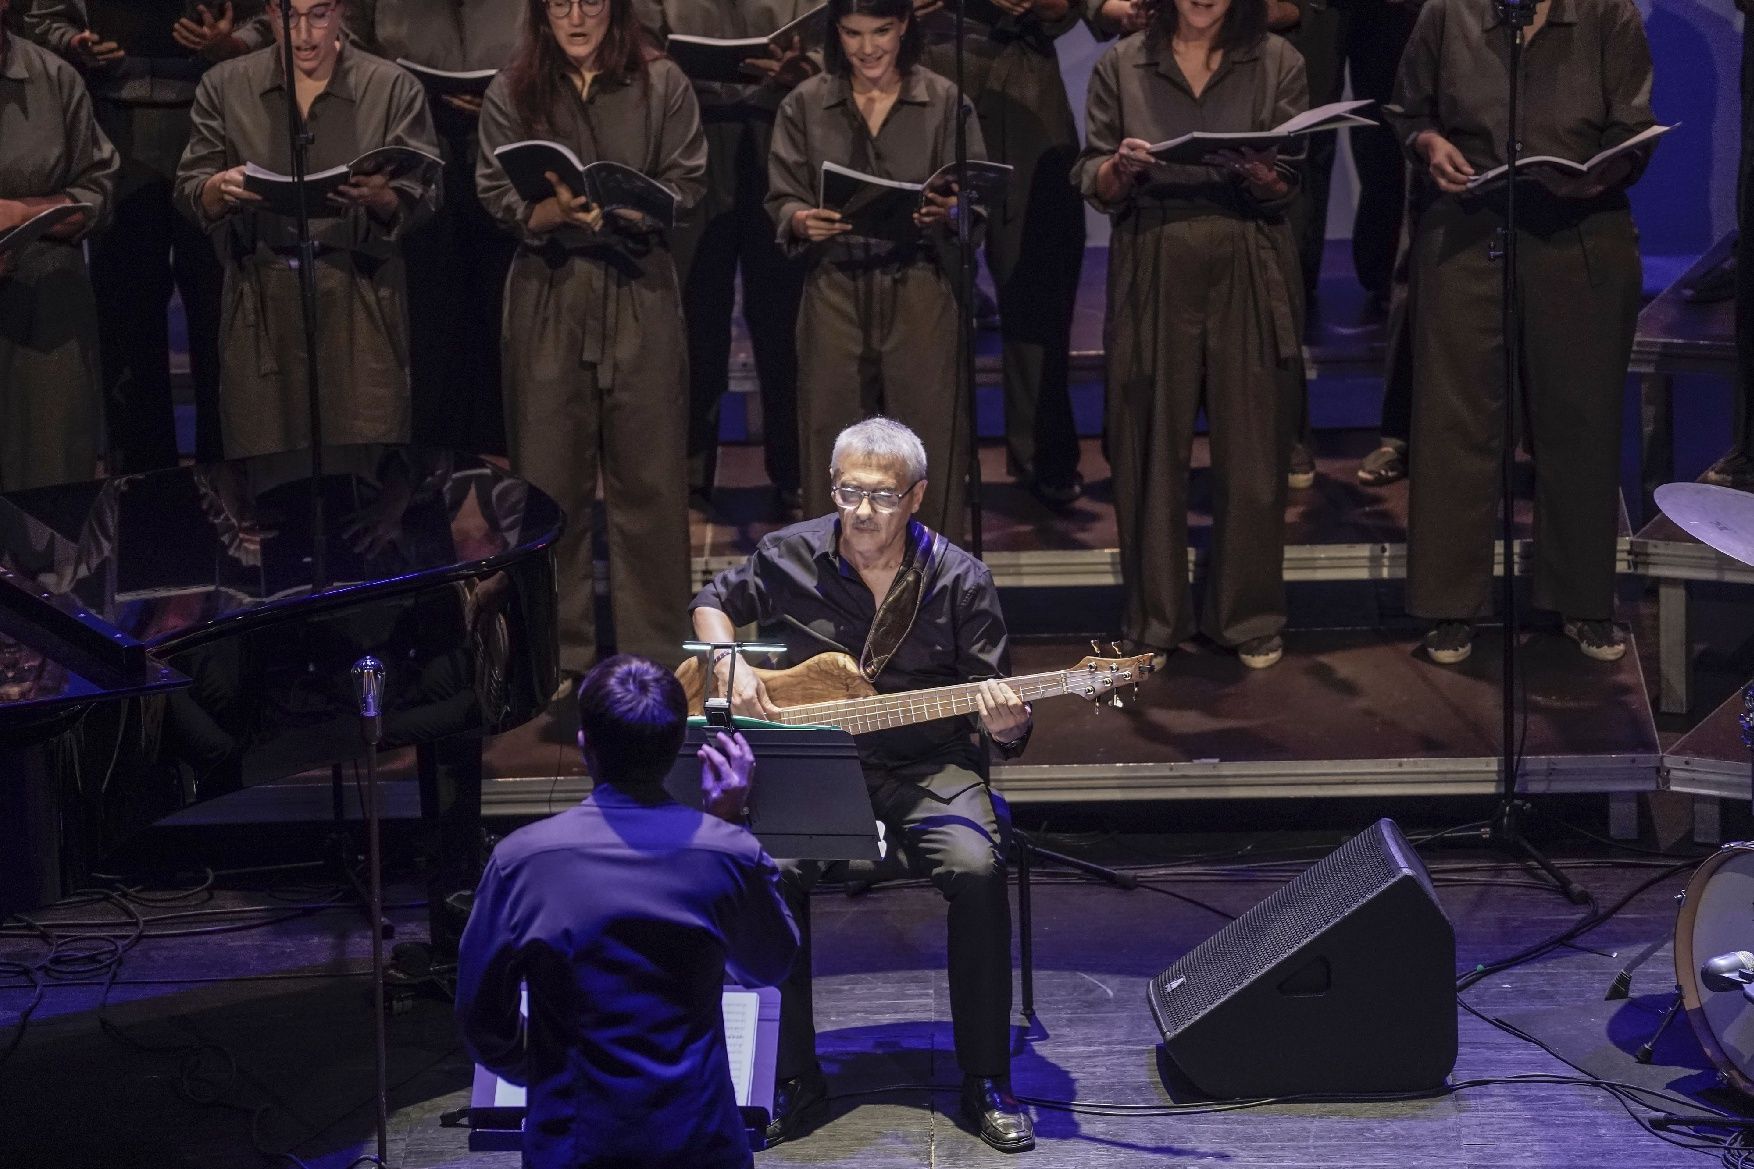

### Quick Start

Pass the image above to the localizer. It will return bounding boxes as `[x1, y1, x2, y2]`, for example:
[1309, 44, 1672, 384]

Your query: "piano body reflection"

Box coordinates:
[0, 447, 561, 934]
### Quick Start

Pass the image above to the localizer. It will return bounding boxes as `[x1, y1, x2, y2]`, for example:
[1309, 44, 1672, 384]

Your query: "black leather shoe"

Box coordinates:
[961, 1075, 1035, 1153]
[764, 1066, 828, 1145]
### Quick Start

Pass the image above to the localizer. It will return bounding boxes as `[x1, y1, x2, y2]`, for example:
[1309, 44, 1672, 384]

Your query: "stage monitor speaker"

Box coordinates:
[1147, 817, 1456, 1098]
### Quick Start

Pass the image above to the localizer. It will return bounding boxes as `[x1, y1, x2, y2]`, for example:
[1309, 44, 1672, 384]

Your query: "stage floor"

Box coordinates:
[0, 843, 1735, 1167]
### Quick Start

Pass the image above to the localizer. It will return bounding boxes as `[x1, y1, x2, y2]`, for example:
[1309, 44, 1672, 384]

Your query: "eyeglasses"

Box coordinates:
[832, 482, 917, 513]
[545, 0, 610, 14]
[274, 2, 338, 28]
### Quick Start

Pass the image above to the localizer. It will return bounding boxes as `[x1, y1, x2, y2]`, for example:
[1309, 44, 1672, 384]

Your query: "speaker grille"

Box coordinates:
[1148, 819, 1433, 1037]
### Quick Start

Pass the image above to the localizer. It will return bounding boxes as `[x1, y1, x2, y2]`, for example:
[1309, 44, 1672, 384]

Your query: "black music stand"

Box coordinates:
[664, 722, 881, 862]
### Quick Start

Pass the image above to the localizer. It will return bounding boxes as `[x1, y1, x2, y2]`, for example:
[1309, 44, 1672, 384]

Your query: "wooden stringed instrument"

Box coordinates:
[675, 650, 1156, 736]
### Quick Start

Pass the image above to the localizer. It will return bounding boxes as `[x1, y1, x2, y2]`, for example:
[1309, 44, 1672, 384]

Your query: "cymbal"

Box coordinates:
[1654, 482, 1754, 568]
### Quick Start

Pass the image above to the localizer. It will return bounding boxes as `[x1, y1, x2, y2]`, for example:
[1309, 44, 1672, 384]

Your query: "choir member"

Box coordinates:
[1705, 0, 1754, 490]
[1387, 0, 1654, 665]
[1073, 0, 1305, 669]
[1280, 0, 1416, 309]
[0, 0, 119, 491]
[175, 0, 440, 460]
[476, 0, 706, 681]
[920, 0, 1087, 506]
[634, 0, 816, 517]
[21, 0, 272, 470]
[766, 0, 984, 539]
[344, 0, 522, 455]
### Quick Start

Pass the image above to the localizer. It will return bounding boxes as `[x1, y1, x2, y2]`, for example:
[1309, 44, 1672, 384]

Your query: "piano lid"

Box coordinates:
[0, 446, 564, 653]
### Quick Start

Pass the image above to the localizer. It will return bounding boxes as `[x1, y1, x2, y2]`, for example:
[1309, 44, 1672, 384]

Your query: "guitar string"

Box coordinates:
[774, 666, 1140, 728]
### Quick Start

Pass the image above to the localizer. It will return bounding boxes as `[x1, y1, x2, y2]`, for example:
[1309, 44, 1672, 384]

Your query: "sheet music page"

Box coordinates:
[484, 985, 763, 1107]
[721, 989, 761, 1105]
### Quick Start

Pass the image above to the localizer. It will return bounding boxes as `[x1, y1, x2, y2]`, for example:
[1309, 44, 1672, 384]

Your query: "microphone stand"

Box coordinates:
[1484, 0, 1585, 904]
[951, 0, 982, 557]
[352, 657, 391, 1167]
[276, 8, 328, 588]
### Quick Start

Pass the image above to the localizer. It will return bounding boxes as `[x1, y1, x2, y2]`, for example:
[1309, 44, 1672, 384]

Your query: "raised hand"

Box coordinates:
[698, 731, 756, 824]
[172, 3, 245, 61]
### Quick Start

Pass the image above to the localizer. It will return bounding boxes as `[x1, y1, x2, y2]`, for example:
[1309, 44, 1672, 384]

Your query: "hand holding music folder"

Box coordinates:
[817, 159, 1013, 244]
[241, 145, 443, 219]
[664, 3, 827, 85]
[1463, 123, 1674, 190]
[1146, 99, 1376, 167]
[492, 140, 680, 229]
[0, 203, 92, 265]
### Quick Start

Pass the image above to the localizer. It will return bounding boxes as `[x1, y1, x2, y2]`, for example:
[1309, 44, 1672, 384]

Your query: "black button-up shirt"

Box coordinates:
[691, 515, 1016, 773]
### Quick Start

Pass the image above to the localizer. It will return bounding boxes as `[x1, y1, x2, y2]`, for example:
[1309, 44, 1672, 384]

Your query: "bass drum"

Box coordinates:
[1677, 843, 1754, 1096]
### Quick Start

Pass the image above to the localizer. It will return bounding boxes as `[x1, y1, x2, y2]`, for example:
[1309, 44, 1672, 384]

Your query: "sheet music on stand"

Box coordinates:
[467, 984, 782, 1151]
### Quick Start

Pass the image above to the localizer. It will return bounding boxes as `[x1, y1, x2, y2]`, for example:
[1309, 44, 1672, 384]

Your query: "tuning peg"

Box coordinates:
[1109, 641, 1122, 655]
[1090, 638, 1103, 655]
[1110, 691, 1124, 710]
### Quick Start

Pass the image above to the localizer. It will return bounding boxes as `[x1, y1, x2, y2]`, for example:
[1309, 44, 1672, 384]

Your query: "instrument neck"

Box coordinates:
[773, 669, 1072, 736]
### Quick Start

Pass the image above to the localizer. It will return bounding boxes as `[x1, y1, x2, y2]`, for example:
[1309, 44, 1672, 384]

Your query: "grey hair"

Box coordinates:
[829, 417, 928, 485]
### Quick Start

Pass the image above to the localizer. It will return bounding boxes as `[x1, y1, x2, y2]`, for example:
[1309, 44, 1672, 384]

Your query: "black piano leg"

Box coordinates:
[329, 762, 395, 940]
[415, 736, 485, 962]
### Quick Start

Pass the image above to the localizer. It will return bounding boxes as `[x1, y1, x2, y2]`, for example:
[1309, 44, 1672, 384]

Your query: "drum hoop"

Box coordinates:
[1676, 845, 1754, 1096]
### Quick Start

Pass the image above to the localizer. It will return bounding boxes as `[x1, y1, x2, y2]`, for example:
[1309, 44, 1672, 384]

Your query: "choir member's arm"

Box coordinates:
[1386, 1, 1472, 194]
[179, 72, 261, 224]
[474, 77, 602, 238]
[333, 69, 442, 238]
[17, 0, 88, 58]
[1210, 40, 1300, 213]
[916, 93, 989, 241]
[1554, 0, 1656, 197]
[767, 88, 849, 253]
[7, 59, 120, 243]
[1082, 0, 1143, 41]
[454, 857, 530, 1086]
[613, 58, 707, 235]
[1074, 47, 1149, 213]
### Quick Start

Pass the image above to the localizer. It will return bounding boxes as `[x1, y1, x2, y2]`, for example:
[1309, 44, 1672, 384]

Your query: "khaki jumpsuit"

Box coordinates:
[344, 0, 522, 456]
[21, 0, 273, 470]
[635, 0, 815, 503]
[766, 67, 987, 540]
[0, 33, 119, 492]
[475, 59, 707, 673]
[922, 6, 1085, 489]
[174, 45, 440, 460]
[1386, 0, 1653, 623]
[1073, 32, 1306, 652]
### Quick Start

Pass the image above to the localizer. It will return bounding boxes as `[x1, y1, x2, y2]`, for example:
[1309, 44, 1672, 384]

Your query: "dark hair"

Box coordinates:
[506, 0, 656, 135]
[1143, 0, 1266, 57]
[822, 0, 923, 79]
[576, 655, 688, 787]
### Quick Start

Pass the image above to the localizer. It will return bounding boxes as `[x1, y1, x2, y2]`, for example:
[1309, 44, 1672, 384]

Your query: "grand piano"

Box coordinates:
[0, 446, 561, 932]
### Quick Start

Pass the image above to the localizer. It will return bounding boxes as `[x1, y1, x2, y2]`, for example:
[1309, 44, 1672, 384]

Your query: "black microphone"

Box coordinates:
[353, 655, 385, 747]
[1700, 950, 1754, 992]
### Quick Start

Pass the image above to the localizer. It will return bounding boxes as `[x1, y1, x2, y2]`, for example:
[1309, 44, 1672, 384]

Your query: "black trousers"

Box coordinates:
[1286, 0, 1416, 298]
[676, 115, 804, 498]
[1734, 15, 1754, 457]
[774, 764, 1012, 1082]
[405, 119, 515, 456]
[1378, 186, 1421, 447]
[90, 100, 224, 470]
